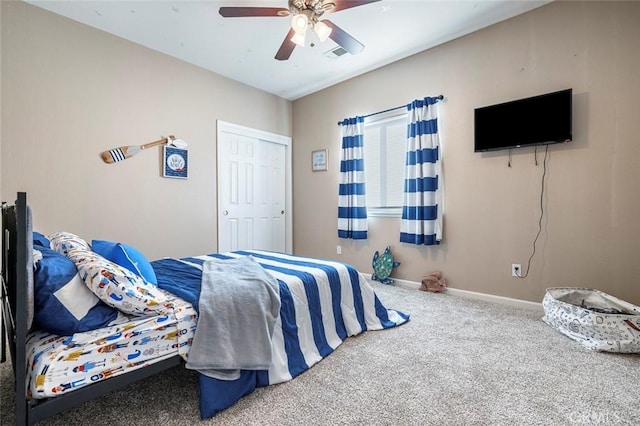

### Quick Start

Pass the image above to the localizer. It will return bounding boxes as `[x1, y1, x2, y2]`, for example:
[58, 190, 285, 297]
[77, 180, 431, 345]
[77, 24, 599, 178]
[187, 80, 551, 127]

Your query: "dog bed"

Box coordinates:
[542, 287, 640, 353]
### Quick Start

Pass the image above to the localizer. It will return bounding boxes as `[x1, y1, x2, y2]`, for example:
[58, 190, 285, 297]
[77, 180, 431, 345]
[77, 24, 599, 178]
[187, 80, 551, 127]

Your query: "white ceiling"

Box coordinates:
[27, 0, 550, 100]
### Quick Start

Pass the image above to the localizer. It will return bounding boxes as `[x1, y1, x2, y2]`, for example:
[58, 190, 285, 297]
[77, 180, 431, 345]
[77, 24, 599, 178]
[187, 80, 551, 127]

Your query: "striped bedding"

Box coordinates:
[152, 250, 409, 418]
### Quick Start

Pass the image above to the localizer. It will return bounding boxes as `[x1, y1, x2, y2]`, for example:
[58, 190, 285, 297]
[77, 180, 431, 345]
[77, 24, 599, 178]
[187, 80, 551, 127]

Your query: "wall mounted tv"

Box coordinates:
[474, 88, 572, 152]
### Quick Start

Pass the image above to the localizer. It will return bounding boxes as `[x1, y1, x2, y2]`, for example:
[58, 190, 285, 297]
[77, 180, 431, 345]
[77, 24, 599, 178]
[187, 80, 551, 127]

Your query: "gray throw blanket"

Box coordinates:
[185, 256, 281, 380]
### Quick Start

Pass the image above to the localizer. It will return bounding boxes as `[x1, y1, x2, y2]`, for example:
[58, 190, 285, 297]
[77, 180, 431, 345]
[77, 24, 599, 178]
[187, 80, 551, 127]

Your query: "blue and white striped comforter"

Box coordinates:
[152, 250, 409, 418]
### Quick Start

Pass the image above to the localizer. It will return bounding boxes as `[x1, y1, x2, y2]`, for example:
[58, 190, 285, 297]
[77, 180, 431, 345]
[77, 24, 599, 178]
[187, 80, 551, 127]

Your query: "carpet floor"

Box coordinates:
[2, 281, 639, 425]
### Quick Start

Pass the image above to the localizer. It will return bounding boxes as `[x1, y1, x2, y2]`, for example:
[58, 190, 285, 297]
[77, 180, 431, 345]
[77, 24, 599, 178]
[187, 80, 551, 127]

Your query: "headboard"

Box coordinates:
[1, 191, 29, 423]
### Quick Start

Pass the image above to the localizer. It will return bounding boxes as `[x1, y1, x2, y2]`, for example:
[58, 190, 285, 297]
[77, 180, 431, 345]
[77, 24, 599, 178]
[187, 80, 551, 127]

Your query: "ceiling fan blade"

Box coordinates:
[219, 7, 288, 18]
[275, 28, 297, 61]
[331, 0, 381, 13]
[323, 20, 364, 55]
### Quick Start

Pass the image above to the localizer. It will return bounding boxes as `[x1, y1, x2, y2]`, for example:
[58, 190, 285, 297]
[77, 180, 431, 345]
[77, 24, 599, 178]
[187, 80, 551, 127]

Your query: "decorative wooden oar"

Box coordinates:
[100, 135, 175, 164]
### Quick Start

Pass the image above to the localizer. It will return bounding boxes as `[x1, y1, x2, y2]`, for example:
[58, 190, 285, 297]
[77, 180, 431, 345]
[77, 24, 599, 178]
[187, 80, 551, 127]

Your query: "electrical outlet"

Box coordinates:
[337, 245, 342, 255]
[512, 264, 521, 277]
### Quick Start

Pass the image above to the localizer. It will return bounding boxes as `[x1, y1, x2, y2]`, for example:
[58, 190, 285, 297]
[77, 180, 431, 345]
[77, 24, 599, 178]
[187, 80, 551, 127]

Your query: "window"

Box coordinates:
[364, 111, 406, 217]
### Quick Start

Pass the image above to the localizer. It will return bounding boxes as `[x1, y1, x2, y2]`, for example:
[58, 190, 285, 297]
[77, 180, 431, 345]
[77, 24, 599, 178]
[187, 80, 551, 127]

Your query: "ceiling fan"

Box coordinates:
[219, 0, 381, 61]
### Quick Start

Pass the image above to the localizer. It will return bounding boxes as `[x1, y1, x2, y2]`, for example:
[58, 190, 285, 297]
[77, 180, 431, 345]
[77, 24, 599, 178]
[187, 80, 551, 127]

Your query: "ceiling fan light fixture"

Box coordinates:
[291, 31, 306, 47]
[219, 0, 376, 61]
[291, 13, 308, 33]
[314, 20, 332, 42]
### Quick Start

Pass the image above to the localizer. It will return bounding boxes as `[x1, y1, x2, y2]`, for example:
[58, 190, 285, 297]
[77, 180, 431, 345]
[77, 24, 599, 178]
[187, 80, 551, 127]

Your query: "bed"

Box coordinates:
[1, 192, 409, 425]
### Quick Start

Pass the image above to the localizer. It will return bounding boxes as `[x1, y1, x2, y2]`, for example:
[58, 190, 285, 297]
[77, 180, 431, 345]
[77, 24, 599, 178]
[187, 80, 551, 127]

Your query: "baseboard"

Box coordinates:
[363, 274, 543, 312]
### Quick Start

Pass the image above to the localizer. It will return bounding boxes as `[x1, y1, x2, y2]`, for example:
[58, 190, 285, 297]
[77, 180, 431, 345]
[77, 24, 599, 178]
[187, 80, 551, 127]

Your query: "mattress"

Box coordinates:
[26, 248, 409, 418]
[26, 288, 197, 398]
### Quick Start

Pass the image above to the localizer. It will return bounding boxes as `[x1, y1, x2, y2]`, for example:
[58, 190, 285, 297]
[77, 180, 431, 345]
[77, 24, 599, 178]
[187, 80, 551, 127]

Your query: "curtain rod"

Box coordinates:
[337, 95, 444, 125]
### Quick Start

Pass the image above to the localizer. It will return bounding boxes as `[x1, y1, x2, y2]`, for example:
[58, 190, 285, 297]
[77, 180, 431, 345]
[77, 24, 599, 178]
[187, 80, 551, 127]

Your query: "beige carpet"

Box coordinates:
[2, 282, 639, 425]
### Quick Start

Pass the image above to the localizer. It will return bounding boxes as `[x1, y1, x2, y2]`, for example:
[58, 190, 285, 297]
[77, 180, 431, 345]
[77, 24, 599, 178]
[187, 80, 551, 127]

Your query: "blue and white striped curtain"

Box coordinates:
[400, 97, 442, 245]
[338, 116, 367, 240]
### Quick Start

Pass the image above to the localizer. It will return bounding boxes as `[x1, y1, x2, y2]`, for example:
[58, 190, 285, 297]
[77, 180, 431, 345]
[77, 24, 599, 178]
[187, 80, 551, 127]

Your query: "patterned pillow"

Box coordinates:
[33, 247, 122, 335]
[49, 231, 91, 255]
[66, 247, 169, 316]
[91, 239, 158, 285]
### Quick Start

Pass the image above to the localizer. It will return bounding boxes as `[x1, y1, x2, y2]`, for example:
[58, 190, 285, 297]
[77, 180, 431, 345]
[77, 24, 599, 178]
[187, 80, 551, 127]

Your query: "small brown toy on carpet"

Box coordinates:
[420, 271, 447, 292]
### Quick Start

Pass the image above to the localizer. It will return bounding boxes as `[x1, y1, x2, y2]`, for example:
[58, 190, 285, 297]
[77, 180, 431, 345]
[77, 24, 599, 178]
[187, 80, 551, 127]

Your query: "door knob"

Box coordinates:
[223, 210, 229, 216]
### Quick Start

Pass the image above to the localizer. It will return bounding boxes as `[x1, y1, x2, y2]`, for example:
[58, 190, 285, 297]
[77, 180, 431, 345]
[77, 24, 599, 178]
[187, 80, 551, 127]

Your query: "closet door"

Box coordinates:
[217, 122, 290, 253]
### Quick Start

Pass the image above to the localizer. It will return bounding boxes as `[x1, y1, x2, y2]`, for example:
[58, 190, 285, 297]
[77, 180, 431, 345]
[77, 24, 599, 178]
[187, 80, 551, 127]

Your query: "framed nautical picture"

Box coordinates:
[163, 146, 188, 179]
[312, 149, 328, 172]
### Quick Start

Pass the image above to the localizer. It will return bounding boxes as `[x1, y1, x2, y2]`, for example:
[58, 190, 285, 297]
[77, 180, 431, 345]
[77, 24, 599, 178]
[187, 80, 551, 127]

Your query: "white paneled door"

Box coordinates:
[217, 122, 291, 253]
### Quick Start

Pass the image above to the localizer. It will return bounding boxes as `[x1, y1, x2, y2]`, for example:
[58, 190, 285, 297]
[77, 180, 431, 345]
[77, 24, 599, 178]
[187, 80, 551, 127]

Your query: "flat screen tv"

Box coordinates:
[474, 88, 572, 152]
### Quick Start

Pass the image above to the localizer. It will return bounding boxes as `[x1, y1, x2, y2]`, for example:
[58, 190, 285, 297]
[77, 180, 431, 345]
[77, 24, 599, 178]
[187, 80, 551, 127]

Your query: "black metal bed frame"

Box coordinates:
[1, 192, 183, 425]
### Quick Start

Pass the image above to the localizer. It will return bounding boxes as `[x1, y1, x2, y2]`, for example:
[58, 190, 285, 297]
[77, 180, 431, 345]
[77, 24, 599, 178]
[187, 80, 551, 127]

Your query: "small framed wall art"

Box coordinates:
[163, 146, 188, 179]
[312, 149, 328, 172]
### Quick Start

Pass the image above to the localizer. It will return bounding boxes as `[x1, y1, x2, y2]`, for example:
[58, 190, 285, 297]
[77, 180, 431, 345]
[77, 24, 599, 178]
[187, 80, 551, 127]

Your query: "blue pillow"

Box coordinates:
[33, 231, 50, 248]
[33, 247, 119, 335]
[91, 239, 158, 285]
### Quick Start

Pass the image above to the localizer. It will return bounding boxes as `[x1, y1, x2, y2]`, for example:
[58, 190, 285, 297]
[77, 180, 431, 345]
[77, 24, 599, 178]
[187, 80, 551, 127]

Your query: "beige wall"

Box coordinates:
[3, 1, 640, 306]
[1, 1, 292, 259]
[292, 1, 640, 305]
